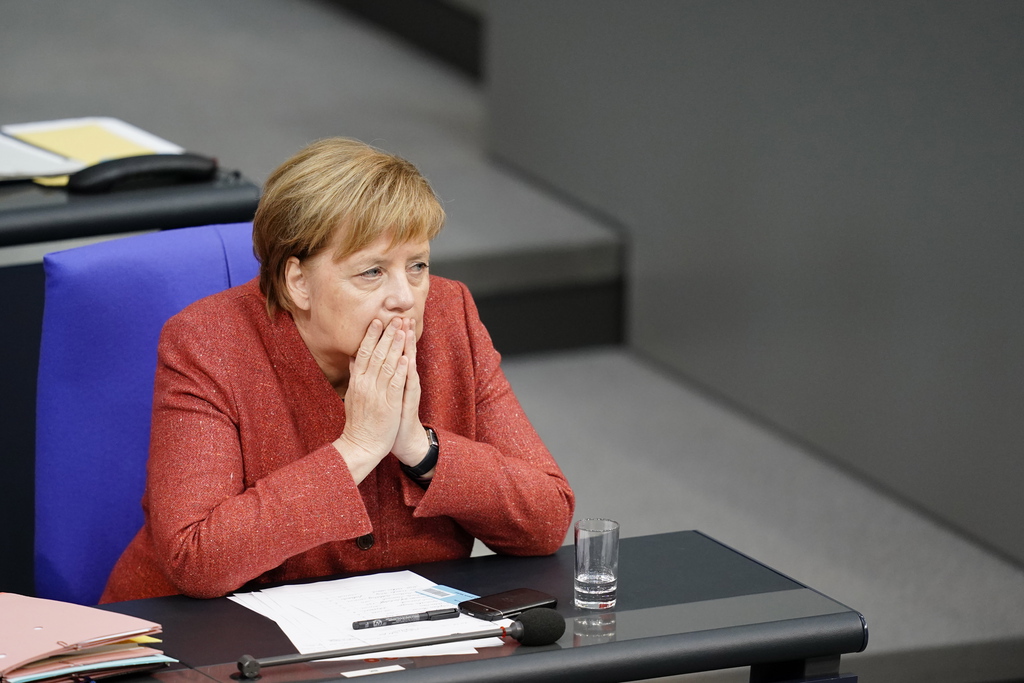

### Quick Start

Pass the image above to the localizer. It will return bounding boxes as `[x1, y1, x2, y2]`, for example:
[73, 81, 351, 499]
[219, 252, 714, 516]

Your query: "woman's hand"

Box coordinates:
[333, 317, 410, 482]
[391, 318, 432, 470]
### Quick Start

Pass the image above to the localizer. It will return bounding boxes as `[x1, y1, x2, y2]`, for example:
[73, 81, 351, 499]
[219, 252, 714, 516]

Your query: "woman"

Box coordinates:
[100, 138, 575, 602]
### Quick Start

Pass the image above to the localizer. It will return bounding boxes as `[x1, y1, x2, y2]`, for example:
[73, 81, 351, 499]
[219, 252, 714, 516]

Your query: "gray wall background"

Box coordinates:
[486, 0, 1024, 565]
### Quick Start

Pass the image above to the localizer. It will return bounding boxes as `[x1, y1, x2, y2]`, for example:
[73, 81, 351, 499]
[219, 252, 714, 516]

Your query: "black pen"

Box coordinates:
[352, 607, 460, 630]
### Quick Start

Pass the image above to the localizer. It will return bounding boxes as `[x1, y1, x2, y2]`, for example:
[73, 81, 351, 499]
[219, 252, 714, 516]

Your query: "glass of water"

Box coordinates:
[574, 518, 619, 609]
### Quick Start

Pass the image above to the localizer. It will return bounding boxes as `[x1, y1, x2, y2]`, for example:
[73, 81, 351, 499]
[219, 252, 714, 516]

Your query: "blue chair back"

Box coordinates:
[35, 222, 259, 604]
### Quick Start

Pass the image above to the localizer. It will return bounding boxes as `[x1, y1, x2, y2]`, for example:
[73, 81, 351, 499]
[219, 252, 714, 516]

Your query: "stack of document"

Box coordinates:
[0, 117, 183, 183]
[230, 570, 509, 659]
[0, 593, 177, 683]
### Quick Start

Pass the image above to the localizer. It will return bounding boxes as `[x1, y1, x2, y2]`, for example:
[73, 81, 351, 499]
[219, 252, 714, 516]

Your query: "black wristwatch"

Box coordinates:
[400, 426, 438, 479]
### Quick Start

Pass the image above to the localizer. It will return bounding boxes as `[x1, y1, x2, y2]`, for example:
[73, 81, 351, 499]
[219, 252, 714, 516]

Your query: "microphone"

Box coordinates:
[237, 607, 565, 679]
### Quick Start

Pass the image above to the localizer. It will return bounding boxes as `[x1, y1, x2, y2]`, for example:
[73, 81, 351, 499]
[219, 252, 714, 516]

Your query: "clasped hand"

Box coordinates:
[333, 317, 430, 483]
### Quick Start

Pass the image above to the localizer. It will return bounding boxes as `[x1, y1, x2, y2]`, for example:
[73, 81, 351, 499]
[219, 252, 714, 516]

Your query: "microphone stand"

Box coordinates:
[237, 622, 521, 679]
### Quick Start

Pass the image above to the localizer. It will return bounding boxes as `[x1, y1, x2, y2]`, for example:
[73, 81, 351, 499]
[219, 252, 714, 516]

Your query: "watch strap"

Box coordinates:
[401, 426, 438, 479]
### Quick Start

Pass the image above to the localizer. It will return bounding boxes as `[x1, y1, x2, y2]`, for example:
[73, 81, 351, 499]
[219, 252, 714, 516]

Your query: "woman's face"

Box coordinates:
[286, 232, 431, 382]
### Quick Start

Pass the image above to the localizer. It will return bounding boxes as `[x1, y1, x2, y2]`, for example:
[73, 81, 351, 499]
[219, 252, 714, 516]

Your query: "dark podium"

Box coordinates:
[103, 531, 867, 683]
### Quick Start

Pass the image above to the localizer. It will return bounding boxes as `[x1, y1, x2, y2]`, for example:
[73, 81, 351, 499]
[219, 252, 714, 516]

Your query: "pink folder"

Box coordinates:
[0, 593, 173, 683]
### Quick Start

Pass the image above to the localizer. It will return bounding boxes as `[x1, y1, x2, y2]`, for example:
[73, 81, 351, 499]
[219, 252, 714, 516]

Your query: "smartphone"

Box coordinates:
[458, 587, 557, 620]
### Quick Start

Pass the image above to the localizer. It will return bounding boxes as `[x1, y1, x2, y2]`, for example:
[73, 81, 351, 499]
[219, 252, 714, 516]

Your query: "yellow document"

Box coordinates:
[14, 124, 156, 166]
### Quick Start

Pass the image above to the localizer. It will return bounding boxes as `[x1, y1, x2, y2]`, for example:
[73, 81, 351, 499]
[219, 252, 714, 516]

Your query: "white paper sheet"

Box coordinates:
[0, 134, 83, 179]
[230, 571, 510, 659]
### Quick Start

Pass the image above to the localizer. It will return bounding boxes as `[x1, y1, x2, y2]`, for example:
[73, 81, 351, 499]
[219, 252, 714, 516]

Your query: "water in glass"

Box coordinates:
[574, 570, 617, 609]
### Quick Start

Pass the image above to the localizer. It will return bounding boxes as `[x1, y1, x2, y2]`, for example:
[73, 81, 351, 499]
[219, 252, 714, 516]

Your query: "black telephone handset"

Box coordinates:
[66, 153, 218, 194]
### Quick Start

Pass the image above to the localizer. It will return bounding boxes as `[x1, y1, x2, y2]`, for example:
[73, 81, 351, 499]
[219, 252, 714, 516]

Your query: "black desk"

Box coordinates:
[103, 531, 866, 683]
[0, 171, 259, 246]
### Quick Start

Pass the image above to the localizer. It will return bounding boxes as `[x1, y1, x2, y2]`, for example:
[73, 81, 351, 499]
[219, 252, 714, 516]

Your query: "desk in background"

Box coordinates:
[103, 531, 867, 683]
[0, 170, 259, 248]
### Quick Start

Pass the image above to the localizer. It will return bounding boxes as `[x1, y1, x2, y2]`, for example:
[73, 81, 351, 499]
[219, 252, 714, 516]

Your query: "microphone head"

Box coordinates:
[237, 654, 261, 679]
[513, 607, 566, 646]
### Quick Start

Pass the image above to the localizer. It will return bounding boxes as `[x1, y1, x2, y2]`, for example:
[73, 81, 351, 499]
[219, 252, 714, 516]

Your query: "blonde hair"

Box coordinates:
[253, 138, 445, 314]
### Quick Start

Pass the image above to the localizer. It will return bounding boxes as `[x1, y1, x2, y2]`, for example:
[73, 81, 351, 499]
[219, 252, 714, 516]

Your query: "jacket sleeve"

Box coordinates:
[404, 282, 575, 555]
[142, 314, 371, 599]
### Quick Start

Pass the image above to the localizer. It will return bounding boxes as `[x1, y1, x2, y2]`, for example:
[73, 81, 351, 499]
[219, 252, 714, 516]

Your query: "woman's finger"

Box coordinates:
[389, 355, 410, 403]
[369, 318, 401, 372]
[352, 318, 384, 376]
[403, 318, 420, 402]
[390, 318, 427, 464]
[377, 324, 406, 388]
[404, 318, 417, 363]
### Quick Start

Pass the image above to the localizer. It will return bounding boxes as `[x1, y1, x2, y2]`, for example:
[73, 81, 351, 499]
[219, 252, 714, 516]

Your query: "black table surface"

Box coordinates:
[0, 171, 259, 247]
[102, 531, 867, 683]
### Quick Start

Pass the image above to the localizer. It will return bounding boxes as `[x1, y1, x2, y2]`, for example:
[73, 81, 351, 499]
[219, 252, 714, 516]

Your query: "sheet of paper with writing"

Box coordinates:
[229, 570, 511, 658]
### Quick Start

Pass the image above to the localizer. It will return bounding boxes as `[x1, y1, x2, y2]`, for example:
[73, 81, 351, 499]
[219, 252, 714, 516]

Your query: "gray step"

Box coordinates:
[503, 348, 1024, 683]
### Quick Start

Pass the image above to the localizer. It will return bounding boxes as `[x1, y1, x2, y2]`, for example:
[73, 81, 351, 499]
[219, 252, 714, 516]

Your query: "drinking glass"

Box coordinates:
[574, 518, 619, 609]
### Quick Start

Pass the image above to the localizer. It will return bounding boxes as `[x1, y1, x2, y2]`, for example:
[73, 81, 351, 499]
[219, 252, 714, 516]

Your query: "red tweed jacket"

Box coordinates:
[100, 276, 574, 602]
